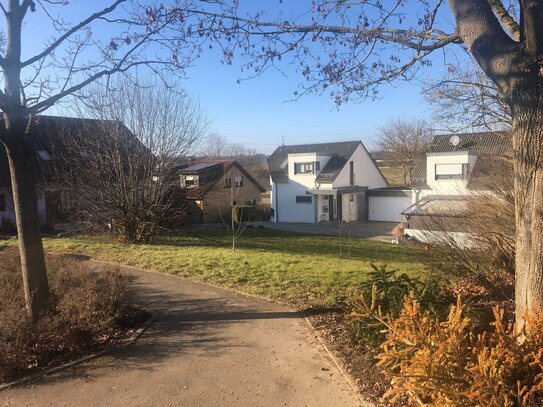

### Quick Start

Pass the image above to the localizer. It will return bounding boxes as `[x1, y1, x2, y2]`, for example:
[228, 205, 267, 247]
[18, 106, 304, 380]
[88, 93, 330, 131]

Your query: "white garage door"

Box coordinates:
[368, 196, 411, 222]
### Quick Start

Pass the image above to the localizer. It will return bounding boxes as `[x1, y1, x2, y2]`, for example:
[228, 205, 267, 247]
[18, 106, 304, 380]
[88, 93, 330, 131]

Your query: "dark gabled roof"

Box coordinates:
[429, 131, 511, 155]
[316, 154, 346, 182]
[466, 155, 513, 191]
[0, 115, 138, 188]
[177, 160, 266, 199]
[410, 131, 512, 190]
[181, 162, 222, 173]
[267, 141, 361, 184]
[411, 162, 430, 189]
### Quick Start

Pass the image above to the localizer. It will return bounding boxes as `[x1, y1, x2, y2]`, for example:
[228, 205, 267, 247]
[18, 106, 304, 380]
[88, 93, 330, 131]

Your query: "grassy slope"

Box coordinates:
[2, 228, 425, 309]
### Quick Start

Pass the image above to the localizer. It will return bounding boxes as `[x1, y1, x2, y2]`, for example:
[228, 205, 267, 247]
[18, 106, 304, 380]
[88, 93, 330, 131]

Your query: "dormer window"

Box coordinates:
[435, 163, 469, 180]
[294, 161, 319, 174]
[180, 174, 199, 188]
[37, 150, 53, 161]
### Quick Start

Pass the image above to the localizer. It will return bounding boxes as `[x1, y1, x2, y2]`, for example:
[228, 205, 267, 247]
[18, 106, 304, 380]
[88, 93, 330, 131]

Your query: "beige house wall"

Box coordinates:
[201, 164, 263, 223]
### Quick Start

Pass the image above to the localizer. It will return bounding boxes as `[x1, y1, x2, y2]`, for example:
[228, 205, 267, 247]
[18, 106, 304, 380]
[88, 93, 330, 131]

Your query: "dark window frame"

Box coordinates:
[435, 163, 470, 181]
[294, 162, 315, 175]
[296, 195, 312, 204]
[225, 177, 232, 188]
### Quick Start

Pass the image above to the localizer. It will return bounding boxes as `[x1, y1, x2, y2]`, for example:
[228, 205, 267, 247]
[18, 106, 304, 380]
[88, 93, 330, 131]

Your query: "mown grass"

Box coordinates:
[1, 227, 426, 309]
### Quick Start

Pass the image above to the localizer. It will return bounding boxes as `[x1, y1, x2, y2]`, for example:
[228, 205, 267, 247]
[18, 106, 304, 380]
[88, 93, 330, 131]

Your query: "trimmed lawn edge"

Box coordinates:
[0, 311, 158, 392]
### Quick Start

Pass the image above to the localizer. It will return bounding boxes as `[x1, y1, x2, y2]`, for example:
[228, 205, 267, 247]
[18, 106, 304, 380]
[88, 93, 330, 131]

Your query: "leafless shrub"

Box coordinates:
[0, 249, 144, 382]
[53, 78, 209, 243]
[412, 157, 514, 300]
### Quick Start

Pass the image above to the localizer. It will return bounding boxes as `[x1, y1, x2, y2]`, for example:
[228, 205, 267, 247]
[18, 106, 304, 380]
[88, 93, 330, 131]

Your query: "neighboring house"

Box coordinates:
[268, 141, 393, 223]
[0, 115, 140, 228]
[402, 131, 512, 244]
[177, 160, 266, 223]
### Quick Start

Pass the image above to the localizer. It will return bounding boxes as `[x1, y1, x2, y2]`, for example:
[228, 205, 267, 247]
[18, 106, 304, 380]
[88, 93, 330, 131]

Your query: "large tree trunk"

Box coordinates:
[2, 118, 49, 321]
[511, 79, 543, 329]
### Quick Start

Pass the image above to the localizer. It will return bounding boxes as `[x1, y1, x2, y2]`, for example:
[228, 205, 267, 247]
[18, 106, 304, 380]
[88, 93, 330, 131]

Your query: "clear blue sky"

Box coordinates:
[24, 1, 460, 154]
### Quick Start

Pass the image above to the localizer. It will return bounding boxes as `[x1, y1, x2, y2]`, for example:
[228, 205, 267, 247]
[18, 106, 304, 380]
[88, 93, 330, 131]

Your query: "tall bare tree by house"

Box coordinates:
[59, 79, 209, 243]
[424, 54, 512, 131]
[0, 1, 196, 320]
[376, 118, 432, 186]
[163, 0, 543, 327]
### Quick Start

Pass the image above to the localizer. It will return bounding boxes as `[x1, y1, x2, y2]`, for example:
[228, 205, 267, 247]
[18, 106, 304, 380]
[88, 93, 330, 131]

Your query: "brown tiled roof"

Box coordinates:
[177, 160, 266, 199]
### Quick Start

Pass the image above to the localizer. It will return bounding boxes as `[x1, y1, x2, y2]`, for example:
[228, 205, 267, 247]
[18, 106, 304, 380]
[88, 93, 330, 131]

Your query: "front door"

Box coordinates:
[337, 194, 342, 221]
[328, 195, 339, 221]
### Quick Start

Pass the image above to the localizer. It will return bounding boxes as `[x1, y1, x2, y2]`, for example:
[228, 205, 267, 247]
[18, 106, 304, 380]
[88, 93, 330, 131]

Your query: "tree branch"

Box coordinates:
[21, 0, 127, 68]
[520, 0, 543, 55]
[488, 0, 520, 40]
[448, 0, 520, 94]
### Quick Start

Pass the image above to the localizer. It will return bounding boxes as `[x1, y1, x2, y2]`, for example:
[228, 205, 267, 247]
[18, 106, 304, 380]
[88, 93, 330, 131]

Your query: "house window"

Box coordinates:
[37, 150, 53, 161]
[435, 163, 470, 180]
[0, 194, 5, 212]
[235, 176, 243, 187]
[349, 161, 354, 185]
[294, 162, 315, 174]
[225, 177, 232, 188]
[350, 193, 354, 202]
[296, 195, 312, 204]
[184, 175, 199, 188]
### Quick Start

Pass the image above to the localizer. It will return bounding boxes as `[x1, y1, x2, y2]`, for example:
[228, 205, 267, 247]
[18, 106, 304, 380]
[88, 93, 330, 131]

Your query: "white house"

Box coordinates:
[402, 131, 511, 244]
[268, 141, 390, 223]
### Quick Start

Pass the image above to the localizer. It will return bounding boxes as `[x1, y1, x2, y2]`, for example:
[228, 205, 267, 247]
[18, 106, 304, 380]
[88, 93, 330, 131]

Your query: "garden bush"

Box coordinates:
[0, 249, 147, 382]
[373, 294, 543, 406]
[347, 263, 445, 348]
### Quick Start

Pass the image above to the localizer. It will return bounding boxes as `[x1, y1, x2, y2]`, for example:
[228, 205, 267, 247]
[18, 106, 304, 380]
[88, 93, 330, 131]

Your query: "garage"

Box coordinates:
[367, 188, 412, 222]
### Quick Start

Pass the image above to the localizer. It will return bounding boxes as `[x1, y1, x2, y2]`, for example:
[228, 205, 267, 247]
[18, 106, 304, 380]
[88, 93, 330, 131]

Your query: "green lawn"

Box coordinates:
[2, 228, 425, 309]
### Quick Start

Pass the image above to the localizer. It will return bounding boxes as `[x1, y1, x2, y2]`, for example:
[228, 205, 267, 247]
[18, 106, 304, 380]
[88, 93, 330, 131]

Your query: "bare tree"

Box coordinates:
[0, 1, 199, 320]
[376, 118, 432, 186]
[58, 78, 209, 243]
[163, 0, 543, 328]
[203, 135, 270, 189]
[423, 54, 512, 131]
[204, 133, 229, 159]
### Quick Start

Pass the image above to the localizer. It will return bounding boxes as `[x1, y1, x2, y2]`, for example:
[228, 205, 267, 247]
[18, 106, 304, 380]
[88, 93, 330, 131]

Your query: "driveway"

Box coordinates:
[1, 264, 365, 407]
[254, 221, 398, 242]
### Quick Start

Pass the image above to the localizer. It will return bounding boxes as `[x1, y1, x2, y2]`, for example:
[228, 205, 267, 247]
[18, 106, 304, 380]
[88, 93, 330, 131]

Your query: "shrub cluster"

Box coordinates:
[347, 263, 445, 349]
[374, 295, 543, 406]
[0, 249, 145, 382]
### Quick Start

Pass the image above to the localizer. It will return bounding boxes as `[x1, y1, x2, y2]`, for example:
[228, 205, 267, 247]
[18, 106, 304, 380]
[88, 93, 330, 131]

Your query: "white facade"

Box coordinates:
[413, 151, 477, 203]
[270, 143, 387, 223]
[368, 195, 412, 222]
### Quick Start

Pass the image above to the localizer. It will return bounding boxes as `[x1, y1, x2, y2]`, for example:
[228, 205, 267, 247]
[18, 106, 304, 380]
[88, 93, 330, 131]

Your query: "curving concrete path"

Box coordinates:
[1, 264, 365, 407]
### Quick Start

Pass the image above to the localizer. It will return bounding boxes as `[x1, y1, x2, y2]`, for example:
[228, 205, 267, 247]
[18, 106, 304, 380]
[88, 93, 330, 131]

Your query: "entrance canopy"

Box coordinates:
[305, 185, 368, 195]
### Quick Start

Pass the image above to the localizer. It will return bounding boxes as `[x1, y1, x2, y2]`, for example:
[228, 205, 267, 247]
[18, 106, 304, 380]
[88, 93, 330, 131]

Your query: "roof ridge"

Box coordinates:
[277, 140, 361, 148]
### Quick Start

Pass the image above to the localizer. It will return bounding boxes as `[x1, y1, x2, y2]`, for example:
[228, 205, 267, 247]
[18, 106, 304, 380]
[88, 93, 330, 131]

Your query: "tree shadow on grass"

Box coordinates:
[154, 229, 422, 266]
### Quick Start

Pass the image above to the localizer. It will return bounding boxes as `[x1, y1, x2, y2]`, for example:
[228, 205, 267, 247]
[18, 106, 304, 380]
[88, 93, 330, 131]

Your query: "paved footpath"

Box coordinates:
[1, 264, 365, 407]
